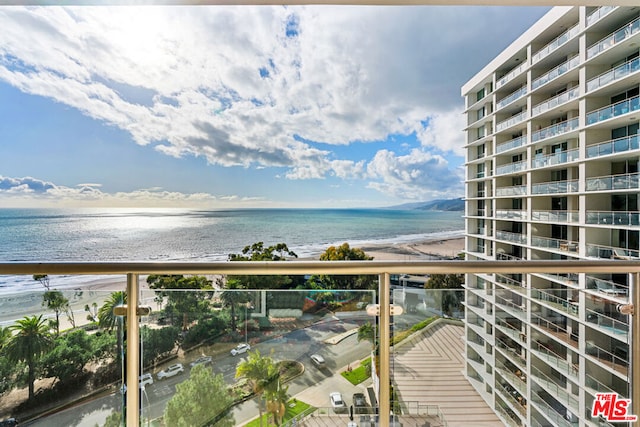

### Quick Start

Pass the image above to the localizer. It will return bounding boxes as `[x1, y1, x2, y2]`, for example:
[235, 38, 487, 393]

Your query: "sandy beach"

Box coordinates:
[0, 236, 465, 329]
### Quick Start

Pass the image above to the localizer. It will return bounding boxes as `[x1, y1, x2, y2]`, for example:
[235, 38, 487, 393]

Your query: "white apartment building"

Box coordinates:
[462, 6, 639, 427]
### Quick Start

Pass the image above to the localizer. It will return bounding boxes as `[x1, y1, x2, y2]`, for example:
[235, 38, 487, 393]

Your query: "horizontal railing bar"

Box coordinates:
[0, 260, 639, 275]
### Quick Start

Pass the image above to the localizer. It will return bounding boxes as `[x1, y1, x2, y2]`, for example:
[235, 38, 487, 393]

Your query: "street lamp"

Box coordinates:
[244, 303, 254, 345]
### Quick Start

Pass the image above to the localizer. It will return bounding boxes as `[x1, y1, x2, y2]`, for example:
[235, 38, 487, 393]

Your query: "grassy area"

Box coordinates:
[391, 316, 437, 345]
[244, 399, 314, 427]
[341, 357, 371, 385]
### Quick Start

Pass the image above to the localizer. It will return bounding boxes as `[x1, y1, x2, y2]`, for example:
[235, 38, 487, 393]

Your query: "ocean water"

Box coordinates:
[0, 207, 463, 292]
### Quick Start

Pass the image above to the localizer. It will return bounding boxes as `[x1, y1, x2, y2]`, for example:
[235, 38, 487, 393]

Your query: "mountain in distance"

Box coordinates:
[385, 197, 464, 211]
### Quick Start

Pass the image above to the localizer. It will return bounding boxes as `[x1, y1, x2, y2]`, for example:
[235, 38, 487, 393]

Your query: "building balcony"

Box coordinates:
[532, 23, 579, 64]
[496, 209, 527, 220]
[586, 95, 640, 126]
[530, 236, 579, 254]
[496, 110, 527, 132]
[496, 230, 527, 245]
[532, 148, 579, 168]
[586, 56, 640, 93]
[531, 179, 578, 195]
[587, 15, 640, 59]
[532, 117, 579, 143]
[586, 5, 617, 27]
[584, 342, 629, 376]
[586, 275, 629, 299]
[531, 56, 580, 92]
[496, 184, 527, 197]
[531, 289, 579, 317]
[496, 61, 528, 90]
[496, 160, 527, 176]
[530, 365, 579, 413]
[531, 210, 579, 224]
[586, 243, 640, 260]
[586, 210, 640, 227]
[586, 134, 639, 158]
[530, 311, 577, 350]
[496, 86, 527, 111]
[496, 380, 527, 417]
[586, 172, 639, 192]
[496, 135, 527, 154]
[531, 340, 578, 381]
[531, 86, 580, 116]
[530, 388, 576, 427]
[585, 307, 629, 336]
[1, 260, 637, 427]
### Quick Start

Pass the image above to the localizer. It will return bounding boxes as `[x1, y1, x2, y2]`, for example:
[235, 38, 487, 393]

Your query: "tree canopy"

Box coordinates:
[227, 242, 298, 289]
[314, 243, 375, 290]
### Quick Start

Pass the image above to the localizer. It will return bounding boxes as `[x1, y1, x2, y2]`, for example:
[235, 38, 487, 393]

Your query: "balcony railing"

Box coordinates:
[496, 136, 526, 154]
[532, 23, 579, 64]
[496, 185, 527, 197]
[496, 209, 527, 220]
[532, 87, 580, 116]
[587, 15, 640, 59]
[586, 5, 617, 27]
[532, 148, 579, 168]
[531, 236, 579, 253]
[531, 288, 579, 317]
[531, 210, 579, 224]
[1, 260, 638, 427]
[496, 230, 527, 244]
[532, 118, 579, 142]
[497, 110, 528, 132]
[586, 95, 640, 125]
[531, 56, 580, 91]
[496, 160, 527, 176]
[585, 172, 640, 192]
[531, 340, 577, 380]
[586, 210, 640, 227]
[585, 307, 628, 335]
[587, 275, 629, 298]
[497, 86, 527, 110]
[530, 365, 579, 412]
[586, 134, 639, 158]
[496, 62, 528, 89]
[587, 56, 640, 93]
[587, 243, 640, 260]
[531, 179, 578, 195]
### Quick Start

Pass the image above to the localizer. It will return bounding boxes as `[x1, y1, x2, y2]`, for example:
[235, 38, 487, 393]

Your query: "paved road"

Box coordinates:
[24, 315, 371, 427]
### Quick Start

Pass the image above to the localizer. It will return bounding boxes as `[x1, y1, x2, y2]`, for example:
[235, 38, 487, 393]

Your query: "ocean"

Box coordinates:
[0, 207, 463, 293]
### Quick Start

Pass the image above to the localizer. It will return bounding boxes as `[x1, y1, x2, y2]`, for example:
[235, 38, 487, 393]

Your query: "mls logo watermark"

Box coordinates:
[591, 392, 638, 422]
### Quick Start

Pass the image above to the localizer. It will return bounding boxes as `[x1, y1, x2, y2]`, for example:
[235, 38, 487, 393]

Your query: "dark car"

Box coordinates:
[352, 392, 369, 414]
[0, 418, 17, 427]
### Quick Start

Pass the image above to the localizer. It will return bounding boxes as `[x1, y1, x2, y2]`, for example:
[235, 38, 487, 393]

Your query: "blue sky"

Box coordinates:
[0, 6, 549, 208]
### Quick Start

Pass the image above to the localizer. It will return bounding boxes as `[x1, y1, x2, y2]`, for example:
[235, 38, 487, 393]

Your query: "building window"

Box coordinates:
[477, 88, 485, 102]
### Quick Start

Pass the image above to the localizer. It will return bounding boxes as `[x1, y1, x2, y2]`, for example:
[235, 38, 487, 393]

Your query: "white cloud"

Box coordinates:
[0, 6, 548, 201]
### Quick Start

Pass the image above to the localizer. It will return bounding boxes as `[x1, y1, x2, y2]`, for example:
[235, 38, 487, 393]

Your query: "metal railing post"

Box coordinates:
[126, 273, 140, 427]
[379, 273, 390, 427]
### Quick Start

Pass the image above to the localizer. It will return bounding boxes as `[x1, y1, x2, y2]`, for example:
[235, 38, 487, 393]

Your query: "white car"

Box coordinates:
[230, 343, 250, 356]
[119, 373, 154, 394]
[157, 363, 185, 380]
[330, 392, 347, 413]
[310, 354, 325, 368]
[190, 356, 212, 368]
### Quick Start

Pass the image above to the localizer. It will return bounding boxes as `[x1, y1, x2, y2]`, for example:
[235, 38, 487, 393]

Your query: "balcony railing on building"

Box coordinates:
[531, 179, 578, 195]
[497, 86, 527, 110]
[530, 365, 579, 413]
[532, 118, 579, 143]
[532, 148, 579, 168]
[531, 210, 579, 224]
[586, 210, 640, 226]
[587, 15, 640, 59]
[532, 289, 579, 317]
[586, 56, 640, 93]
[496, 160, 527, 176]
[532, 23, 580, 64]
[496, 209, 527, 220]
[585, 172, 639, 192]
[532, 87, 580, 117]
[531, 236, 579, 253]
[496, 184, 527, 197]
[587, 5, 617, 26]
[496, 61, 528, 89]
[586, 95, 640, 125]
[497, 110, 528, 132]
[496, 230, 527, 244]
[531, 56, 580, 91]
[496, 135, 527, 154]
[587, 243, 640, 260]
[586, 134, 639, 158]
[531, 340, 578, 381]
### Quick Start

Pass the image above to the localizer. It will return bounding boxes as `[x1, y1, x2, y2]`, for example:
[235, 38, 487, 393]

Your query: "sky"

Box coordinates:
[0, 5, 550, 209]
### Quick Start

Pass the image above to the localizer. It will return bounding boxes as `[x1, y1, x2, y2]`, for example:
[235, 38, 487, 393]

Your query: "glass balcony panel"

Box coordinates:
[532, 87, 579, 116]
[587, 6, 617, 26]
[496, 185, 527, 197]
[497, 136, 526, 153]
[496, 161, 527, 176]
[532, 24, 579, 64]
[532, 118, 578, 143]
[586, 173, 640, 192]
[588, 57, 640, 93]
[587, 16, 640, 59]
[532, 56, 579, 90]
[587, 96, 640, 125]
[497, 110, 528, 132]
[497, 86, 527, 110]
[496, 62, 527, 89]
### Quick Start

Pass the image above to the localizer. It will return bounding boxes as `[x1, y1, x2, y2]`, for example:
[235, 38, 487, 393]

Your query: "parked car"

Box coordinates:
[139, 373, 154, 387]
[0, 418, 17, 427]
[190, 356, 212, 368]
[310, 354, 325, 368]
[352, 392, 369, 414]
[330, 392, 347, 413]
[157, 363, 185, 380]
[230, 343, 250, 356]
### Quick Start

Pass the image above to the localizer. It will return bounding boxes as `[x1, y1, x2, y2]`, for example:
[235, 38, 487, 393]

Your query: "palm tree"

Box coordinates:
[5, 315, 52, 400]
[98, 291, 127, 373]
[235, 350, 280, 427]
[0, 326, 11, 350]
[265, 383, 289, 426]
